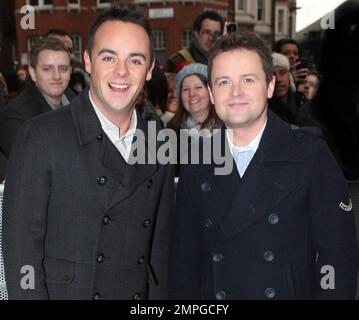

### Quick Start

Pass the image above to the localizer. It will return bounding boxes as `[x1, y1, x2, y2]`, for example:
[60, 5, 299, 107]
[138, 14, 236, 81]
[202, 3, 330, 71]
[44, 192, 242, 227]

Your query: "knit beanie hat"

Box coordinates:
[272, 52, 296, 92]
[175, 63, 208, 100]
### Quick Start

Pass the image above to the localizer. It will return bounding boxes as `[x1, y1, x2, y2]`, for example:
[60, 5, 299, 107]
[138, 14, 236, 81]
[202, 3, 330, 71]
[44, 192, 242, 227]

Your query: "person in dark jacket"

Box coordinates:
[0, 37, 73, 165]
[164, 11, 224, 73]
[169, 31, 358, 300]
[3, 3, 174, 300]
[268, 52, 307, 126]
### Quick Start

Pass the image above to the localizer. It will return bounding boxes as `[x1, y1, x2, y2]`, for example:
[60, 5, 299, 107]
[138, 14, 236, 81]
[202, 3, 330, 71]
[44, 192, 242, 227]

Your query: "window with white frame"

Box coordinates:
[27, 35, 42, 52]
[97, 0, 111, 7]
[256, 0, 265, 22]
[152, 30, 166, 50]
[68, 0, 80, 7]
[71, 34, 82, 62]
[236, 0, 246, 13]
[182, 29, 192, 49]
[28, 0, 53, 7]
[277, 8, 285, 34]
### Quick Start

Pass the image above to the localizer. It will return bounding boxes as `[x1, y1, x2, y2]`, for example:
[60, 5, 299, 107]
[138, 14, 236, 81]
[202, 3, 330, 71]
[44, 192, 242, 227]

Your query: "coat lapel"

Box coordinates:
[71, 91, 158, 213]
[215, 111, 304, 244]
[103, 111, 158, 213]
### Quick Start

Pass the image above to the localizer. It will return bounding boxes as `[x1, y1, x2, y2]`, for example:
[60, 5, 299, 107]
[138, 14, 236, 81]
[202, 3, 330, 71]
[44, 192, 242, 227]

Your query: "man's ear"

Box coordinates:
[193, 30, 199, 39]
[208, 85, 215, 105]
[267, 75, 276, 99]
[146, 59, 155, 81]
[83, 50, 92, 75]
[28, 65, 36, 82]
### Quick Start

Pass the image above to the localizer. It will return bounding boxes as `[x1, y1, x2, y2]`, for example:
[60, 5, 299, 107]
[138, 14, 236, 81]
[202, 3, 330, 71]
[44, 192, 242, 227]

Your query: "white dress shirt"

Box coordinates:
[226, 121, 267, 177]
[89, 92, 137, 163]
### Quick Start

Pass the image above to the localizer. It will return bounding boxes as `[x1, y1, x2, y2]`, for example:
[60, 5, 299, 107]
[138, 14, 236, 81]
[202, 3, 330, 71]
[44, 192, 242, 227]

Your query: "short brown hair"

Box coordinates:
[208, 31, 273, 86]
[29, 37, 72, 68]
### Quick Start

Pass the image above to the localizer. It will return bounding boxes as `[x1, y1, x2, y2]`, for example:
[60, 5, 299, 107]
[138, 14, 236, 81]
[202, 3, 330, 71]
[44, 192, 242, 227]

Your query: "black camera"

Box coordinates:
[296, 58, 308, 70]
[226, 22, 237, 33]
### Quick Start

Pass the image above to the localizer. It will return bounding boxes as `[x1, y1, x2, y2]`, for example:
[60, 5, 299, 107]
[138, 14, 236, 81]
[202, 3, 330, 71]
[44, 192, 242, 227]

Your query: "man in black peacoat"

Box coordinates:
[169, 32, 359, 300]
[2, 4, 174, 300]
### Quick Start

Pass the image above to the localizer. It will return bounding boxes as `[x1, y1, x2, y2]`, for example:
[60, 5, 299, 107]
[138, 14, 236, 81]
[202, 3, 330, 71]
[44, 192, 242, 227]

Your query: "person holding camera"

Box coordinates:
[164, 11, 224, 73]
[268, 52, 309, 126]
[274, 38, 309, 83]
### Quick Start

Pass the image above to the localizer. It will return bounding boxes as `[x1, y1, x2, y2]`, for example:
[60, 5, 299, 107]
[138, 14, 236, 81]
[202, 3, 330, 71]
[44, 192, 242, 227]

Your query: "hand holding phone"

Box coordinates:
[226, 22, 237, 33]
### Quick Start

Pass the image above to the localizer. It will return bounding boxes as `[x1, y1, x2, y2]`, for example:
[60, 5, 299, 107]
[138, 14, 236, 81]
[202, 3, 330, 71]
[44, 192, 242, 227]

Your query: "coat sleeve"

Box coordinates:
[148, 164, 175, 300]
[310, 139, 359, 299]
[169, 165, 202, 299]
[3, 120, 51, 299]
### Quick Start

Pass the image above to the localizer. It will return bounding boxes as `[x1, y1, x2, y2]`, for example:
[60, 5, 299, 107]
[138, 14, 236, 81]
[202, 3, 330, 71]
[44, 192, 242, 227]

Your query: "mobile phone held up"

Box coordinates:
[226, 22, 237, 33]
[296, 58, 308, 70]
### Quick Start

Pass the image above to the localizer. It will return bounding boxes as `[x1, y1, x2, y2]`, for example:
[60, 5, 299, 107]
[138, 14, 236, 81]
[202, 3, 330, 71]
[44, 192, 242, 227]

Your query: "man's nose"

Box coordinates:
[114, 60, 129, 77]
[231, 82, 244, 97]
[53, 68, 61, 79]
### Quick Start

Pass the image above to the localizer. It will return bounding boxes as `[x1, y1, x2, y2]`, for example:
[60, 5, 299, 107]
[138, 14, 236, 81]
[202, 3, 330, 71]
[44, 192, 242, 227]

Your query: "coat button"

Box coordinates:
[215, 290, 226, 300]
[204, 218, 213, 229]
[264, 288, 276, 299]
[102, 215, 111, 225]
[201, 182, 211, 192]
[97, 176, 107, 186]
[93, 292, 102, 300]
[96, 254, 105, 263]
[268, 213, 279, 225]
[137, 256, 145, 264]
[96, 134, 103, 140]
[263, 250, 274, 262]
[147, 179, 153, 188]
[212, 253, 223, 263]
[133, 292, 142, 300]
[143, 219, 151, 227]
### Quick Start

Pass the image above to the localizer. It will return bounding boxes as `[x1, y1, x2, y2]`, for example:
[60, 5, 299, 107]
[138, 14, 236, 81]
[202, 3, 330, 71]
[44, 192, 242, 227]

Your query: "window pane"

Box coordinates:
[181, 29, 192, 49]
[152, 30, 165, 50]
[257, 0, 264, 21]
[278, 9, 284, 33]
[237, 0, 245, 11]
[68, 0, 79, 4]
[44, 0, 53, 5]
[29, 0, 39, 5]
[71, 34, 82, 62]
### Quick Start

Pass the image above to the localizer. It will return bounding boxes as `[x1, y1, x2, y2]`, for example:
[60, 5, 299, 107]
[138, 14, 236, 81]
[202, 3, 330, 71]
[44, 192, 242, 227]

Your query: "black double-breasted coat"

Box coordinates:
[169, 111, 358, 300]
[3, 89, 174, 300]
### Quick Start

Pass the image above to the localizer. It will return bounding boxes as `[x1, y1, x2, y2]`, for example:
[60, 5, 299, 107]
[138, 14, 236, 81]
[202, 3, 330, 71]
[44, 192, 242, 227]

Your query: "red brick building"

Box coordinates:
[12, 0, 297, 67]
[14, 0, 229, 66]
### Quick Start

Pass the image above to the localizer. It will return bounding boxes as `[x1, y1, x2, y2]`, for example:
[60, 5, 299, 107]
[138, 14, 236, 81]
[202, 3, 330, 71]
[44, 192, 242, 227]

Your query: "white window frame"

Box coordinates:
[276, 7, 286, 34]
[27, 0, 53, 9]
[256, 0, 265, 22]
[68, 0, 80, 8]
[236, 0, 246, 13]
[71, 34, 82, 62]
[97, 0, 111, 8]
[181, 29, 192, 49]
[27, 35, 42, 53]
[152, 30, 166, 51]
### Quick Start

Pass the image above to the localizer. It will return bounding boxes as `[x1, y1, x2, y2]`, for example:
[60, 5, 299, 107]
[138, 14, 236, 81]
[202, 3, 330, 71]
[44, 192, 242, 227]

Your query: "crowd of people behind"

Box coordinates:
[0, 1, 358, 300]
[1, 3, 358, 182]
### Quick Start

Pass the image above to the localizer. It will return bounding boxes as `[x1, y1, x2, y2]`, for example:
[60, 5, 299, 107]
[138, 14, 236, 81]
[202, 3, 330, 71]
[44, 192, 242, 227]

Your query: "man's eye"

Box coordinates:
[60, 66, 70, 72]
[244, 78, 254, 84]
[102, 56, 114, 62]
[42, 67, 51, 72]
[218, 79, 230, 87]
[129, 58, 143, 65]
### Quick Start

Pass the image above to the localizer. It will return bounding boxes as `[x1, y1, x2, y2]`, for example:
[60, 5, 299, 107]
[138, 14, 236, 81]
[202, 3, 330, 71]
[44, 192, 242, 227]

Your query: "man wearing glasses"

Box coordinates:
[165, 11, 224, 73]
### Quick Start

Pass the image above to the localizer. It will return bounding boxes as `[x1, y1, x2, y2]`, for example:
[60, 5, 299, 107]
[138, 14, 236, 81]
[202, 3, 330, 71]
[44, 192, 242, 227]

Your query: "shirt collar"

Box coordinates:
[88, 90, 137, 142]
[226, 120, 267, 155]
